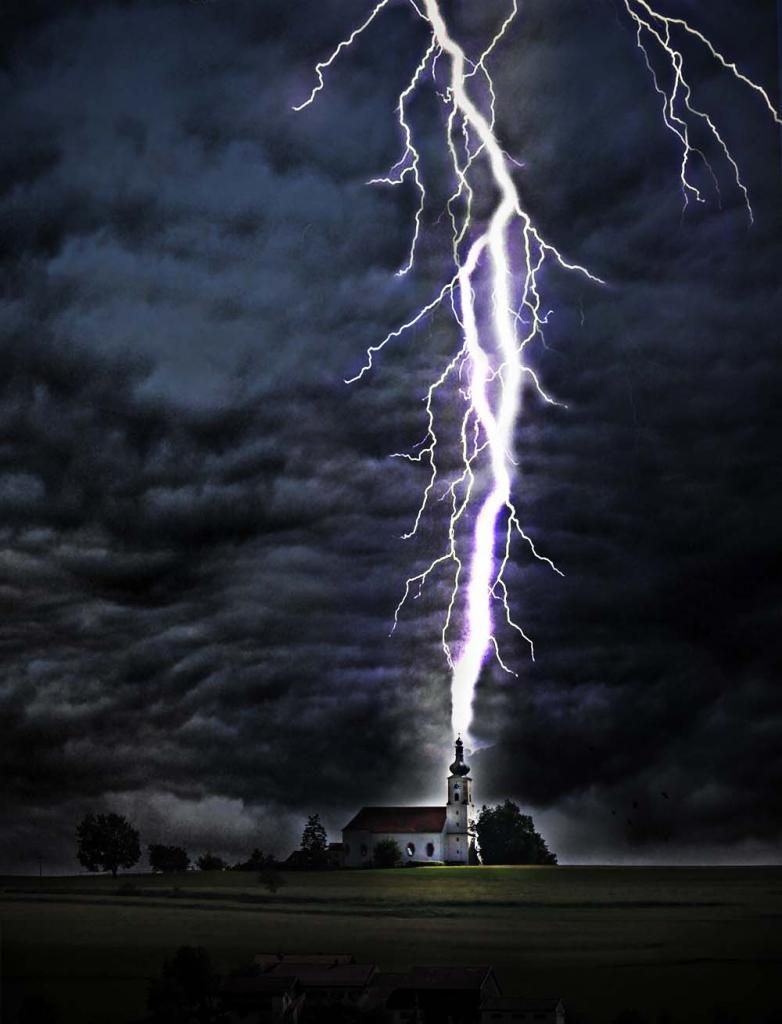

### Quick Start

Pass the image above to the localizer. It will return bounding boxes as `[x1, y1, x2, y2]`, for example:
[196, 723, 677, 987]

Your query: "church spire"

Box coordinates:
[449, 735, 470, 777]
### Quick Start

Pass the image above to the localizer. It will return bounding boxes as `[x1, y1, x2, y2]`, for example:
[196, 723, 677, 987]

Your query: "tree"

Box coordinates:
[76, 812, 141, 878]
[372, 838, 401, 868]
[474, 800, 557, 865]
[148, 844, 190, 874]
[146, 946, 224, 1024]
[258, 863, 287, 894]
[232, 848, 274, 871]
[196, 852, 227, 871]
[300, 814, 328, 867]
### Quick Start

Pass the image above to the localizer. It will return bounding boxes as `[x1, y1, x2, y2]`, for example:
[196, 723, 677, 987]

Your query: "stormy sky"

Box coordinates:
[1, 0, 780, 872]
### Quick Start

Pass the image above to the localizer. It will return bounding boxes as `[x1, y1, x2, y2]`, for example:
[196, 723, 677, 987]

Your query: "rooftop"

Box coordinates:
[254, 953, 354, 969]
[405, 966, 497, 991]
[267, 962, 376, 988]
[343, 806, 447, 833]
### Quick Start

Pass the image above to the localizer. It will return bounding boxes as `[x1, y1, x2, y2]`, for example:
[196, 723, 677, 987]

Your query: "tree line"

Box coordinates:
[75, 812, 284, 878]
[74, 802, 555, 878]
[73, 811, 331, 878]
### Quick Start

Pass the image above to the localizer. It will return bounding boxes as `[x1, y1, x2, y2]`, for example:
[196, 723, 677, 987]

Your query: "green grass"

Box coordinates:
[2, 866, 781, 1023]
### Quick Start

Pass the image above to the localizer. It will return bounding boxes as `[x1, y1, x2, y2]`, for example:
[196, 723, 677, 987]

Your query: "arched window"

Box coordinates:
[360, 844, 368, 858]
[406, 842, 415, 857]
[426, 842, 435, 858]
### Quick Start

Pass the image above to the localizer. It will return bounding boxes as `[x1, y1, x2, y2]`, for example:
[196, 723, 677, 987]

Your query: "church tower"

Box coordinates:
[445, 736, 473, 864]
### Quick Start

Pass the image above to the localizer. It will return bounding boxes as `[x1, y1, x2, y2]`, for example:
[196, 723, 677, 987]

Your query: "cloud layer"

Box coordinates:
[1, 0, 780, 870]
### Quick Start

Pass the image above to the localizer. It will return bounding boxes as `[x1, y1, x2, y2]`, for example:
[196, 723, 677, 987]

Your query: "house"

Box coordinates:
[244, 955, 566, 1024]
[264, 960, 377, 1011]
[384, 965, 502, 1024]
[220, 973, 304, 1023]
[480, 996, 566, 1024]
[342, 737, 473, 866]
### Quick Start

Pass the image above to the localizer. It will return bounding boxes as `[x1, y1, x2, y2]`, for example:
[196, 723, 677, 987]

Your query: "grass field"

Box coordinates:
[2, 866, 781, 1023]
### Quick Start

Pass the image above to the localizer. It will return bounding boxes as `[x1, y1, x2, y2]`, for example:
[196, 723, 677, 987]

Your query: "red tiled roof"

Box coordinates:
[343, 806, 446, 833]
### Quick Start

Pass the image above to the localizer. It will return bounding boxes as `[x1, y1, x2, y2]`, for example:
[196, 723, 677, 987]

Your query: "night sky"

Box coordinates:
[1, 0, 781, 873]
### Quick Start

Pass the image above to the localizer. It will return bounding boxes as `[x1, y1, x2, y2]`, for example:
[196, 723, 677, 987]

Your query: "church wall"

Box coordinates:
[445, 800, 471, 834]
[444, 832, 469, 864]
[342, 830, 444, 866]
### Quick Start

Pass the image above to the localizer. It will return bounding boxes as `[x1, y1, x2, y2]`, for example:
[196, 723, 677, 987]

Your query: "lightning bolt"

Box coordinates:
[294, 1, 779, 743]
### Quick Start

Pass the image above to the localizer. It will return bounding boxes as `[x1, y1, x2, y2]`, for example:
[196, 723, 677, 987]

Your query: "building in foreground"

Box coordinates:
[222, 954, 566, 1024]
[342, 737, 473, 866]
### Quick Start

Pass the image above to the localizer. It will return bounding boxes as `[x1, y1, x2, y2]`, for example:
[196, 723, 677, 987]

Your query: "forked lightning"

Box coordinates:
[294, 0, 780, 742]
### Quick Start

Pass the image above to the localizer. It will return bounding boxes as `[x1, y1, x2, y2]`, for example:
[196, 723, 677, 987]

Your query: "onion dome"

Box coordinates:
[449, 736, 470, 776]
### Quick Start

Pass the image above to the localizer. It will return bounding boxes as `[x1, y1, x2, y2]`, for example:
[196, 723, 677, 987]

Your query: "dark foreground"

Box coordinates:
[1, 865, 781, 1023]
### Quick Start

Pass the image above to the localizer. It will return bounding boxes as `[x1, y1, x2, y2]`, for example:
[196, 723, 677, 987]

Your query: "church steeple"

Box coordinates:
[445, 736, 472, 863]
[449, 736, 470, 777]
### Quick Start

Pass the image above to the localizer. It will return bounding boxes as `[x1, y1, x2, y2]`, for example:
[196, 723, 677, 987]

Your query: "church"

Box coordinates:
[342, 737, 473, 866]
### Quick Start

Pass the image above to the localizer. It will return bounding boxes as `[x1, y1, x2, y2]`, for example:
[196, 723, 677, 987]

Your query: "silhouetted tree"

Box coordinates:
[148, 844, 190, 874]
[76, 812, 141, 878]
[232, 848, 274, 871]
[372, 838, 402, 867]
[196, 852, 227, 872]
[258, 863, 287, 893]
[300, 814, 328, 867]
[474, 800, 557, 865]
[146, 946, 224, 1023]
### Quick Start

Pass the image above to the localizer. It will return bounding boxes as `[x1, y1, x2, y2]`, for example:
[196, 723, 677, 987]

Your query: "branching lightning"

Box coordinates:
[294, 0, 780, 742]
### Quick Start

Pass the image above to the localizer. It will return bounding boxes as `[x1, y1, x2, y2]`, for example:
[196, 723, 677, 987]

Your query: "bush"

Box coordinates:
[372, 838, 402, 868]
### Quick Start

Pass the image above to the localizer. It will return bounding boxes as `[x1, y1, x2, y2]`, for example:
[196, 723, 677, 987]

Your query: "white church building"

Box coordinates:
[342, 737, 473, 866]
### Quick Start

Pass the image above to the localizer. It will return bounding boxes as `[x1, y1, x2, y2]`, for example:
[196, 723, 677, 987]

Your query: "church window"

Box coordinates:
[406, 842, 415, 857]
[360, 844, 368, 858]
[426, 842, 434, 857]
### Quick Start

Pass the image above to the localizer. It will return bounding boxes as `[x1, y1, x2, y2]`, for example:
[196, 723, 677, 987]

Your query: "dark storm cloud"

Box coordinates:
[1, 0, 780, 870]
[467, 0, 782, 860]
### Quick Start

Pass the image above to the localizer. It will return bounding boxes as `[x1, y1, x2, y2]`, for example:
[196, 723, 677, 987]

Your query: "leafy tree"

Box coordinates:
[196, 852, 227, 872]
[148, 844, 190, 874]
[300, 814, 328, 867]
[474, 800, 557, 865]
[258, 864, 287, 894]
[146, 946, 224, 1024]
[372, 838, 401, 868]
[76, 812, 141, 878]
